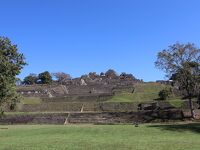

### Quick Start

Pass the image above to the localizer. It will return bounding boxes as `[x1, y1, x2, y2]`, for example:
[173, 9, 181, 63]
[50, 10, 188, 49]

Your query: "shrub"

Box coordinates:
[158, 89, 171, 100]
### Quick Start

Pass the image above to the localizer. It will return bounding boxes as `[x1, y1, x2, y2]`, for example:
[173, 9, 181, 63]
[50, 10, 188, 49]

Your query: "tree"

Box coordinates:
[105, 69, 118, 78]
[0, 37, 26, 113]
[120, 72, 135, 80]
[38, 71, 52, 84]
[172, 62, 200, 97]
[23, 74, 38, 85]
[155, 42, 200, 118]
[52, 72, 71, 84]
[16, 78, 22, 86]
[88, 72, 98, 80]
[100, 72, 105, 76]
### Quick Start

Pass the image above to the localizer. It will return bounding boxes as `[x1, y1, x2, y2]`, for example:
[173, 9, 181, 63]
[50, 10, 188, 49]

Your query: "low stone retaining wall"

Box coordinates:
[82, 102, 139, 112]
[6, 101, 199, 114]
[0, 113, 68, 125]
[16, 102, 139, 112]
[21, 103, 83, 112]
[0, 109, 192, 125]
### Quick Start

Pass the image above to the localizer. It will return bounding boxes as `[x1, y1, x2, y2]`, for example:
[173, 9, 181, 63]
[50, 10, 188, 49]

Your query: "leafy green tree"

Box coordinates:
[173, 62, 200, 98]
[155, 42, 200, 118]
[38, 71, 52, 84]
[16, 78, 22, 86]
[0, 37, 26, 113]
[23, 74, 38, 85]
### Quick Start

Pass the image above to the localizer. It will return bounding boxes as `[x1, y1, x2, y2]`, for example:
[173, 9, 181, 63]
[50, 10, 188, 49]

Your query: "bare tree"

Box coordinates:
[52, 72, 71, 85]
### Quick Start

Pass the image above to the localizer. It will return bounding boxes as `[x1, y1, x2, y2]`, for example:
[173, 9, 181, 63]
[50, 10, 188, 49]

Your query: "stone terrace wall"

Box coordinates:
[7, 101, 199, 112]
[83, 102, 139, 112]
[0, 113, 67, 125]
[41, 93, 113, 102]
[0, 109, 191, 125]
[17, 102, 139, 112]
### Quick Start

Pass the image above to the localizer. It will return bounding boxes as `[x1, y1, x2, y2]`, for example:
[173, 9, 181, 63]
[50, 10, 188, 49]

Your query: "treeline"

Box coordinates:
[22, 71, 54, 85]
[21, 71, 71, 85]
[20, 69, 137, 85]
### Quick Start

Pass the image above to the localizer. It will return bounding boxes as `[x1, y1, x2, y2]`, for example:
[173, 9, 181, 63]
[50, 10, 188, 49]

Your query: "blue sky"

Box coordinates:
[1, 0, 200, 81]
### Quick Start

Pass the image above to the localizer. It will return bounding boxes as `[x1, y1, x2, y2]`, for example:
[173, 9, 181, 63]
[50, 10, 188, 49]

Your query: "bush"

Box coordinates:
[158, 89, 171, 100]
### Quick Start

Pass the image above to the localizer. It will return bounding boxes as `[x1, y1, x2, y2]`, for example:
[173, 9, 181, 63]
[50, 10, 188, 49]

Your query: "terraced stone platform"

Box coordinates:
[3, 82, 199, 125]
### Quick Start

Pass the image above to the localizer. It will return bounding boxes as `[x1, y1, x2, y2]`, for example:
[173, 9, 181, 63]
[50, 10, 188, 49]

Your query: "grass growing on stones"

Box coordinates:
[0, 123, 200, 150]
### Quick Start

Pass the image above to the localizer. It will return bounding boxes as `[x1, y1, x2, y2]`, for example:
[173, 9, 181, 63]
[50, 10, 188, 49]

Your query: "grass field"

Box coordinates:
[0, 123, 200, 150]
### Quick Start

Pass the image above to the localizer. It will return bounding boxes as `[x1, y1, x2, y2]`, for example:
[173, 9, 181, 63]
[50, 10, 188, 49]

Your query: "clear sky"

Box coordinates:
[1, 0, 200, 81]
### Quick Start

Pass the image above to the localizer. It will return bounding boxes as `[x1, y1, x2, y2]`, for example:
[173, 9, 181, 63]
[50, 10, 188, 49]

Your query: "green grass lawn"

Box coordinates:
[0, 123, 200, 150]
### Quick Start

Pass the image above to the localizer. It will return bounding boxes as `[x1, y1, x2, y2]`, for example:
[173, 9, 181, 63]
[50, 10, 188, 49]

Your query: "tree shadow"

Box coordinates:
[148, 123, 200, 134]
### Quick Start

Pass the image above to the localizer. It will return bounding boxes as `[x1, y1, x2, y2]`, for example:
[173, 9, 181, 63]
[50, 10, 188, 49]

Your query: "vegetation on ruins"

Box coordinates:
[105, 69, 118, 78]
[23, 72, 53, 85]
[155, 42, 200, 118]
[0, 37, 26, 114]
[23, 74, 38, 85]
[22, 69, 139, 86]
[120, 72, 135, 79]
[52, 72, 71, 84]
[38, 71, 52, 84]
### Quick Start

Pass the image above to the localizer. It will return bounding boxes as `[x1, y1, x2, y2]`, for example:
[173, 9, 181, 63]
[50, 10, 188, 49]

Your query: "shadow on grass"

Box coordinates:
[148, 123, 200, 134]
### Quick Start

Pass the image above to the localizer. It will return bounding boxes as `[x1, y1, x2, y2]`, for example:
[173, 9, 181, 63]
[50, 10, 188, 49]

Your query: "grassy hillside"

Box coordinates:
[0, 123, 199, 150]
[109, 83, 185, 107]
[109, 82, 174, 102]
